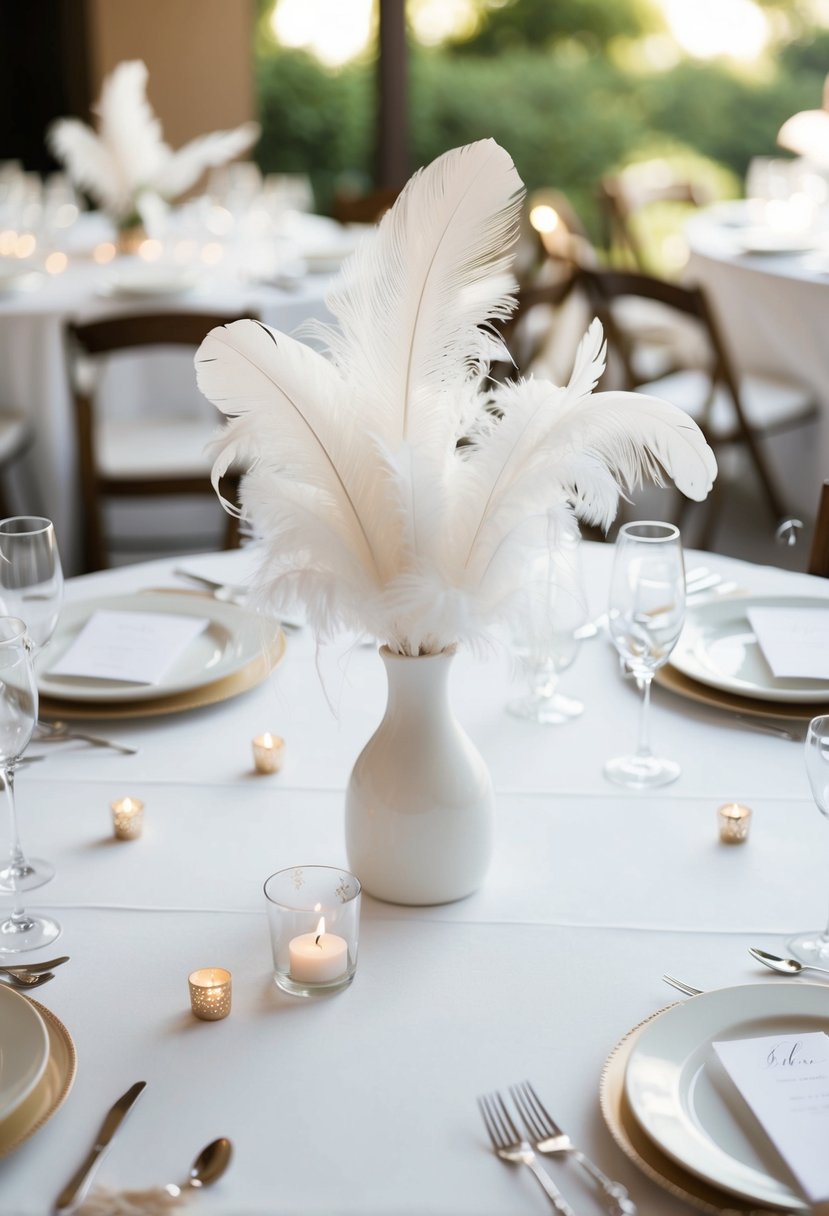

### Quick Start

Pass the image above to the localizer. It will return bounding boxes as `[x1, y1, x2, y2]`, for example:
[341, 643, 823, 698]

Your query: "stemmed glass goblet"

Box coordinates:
[0, 616, 60, 952]
[0, 516, 63, 891]
[507, 538, 588, 724]
[604, 521, 686, 789]
[788, 714, 829, 963]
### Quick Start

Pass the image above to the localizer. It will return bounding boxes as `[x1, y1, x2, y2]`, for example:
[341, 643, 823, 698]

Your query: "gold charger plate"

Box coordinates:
[38, 627, 286, 721]
[656, 663, 829, 723]
[0, 998, 77, 1158]
[600, 1005, 788, 1215]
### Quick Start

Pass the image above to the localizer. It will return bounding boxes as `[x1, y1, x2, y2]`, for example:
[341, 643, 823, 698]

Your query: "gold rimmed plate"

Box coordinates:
[655, 663, 828, 722]
[0, 997, 76, 1158]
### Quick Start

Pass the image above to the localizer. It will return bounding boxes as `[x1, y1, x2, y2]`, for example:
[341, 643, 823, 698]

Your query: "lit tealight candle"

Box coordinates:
[288, 917, 348, 984]
[188, 968, 232, 1021]
[252, 733, 285, 774]
[110, 796, 144, 840]
[718, 802, 753, 844]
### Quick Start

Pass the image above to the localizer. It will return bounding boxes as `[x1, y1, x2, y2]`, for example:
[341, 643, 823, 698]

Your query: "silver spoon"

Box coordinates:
[0, 969, 54, 989]
[164, 1137, 233, 1197]
[0, 954, 69, 975]
[749, 946, 829, 978]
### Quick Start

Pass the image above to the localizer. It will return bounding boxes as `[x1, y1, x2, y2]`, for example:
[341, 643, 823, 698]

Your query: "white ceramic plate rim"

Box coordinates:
[624, 983, 827, 1210]
[38, 592, 271, 704]
[0, 985, 49, 1122]
[670, 594, 829, 703]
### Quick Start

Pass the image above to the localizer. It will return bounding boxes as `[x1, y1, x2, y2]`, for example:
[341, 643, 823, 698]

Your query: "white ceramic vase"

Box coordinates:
[345, 645, 495, 906]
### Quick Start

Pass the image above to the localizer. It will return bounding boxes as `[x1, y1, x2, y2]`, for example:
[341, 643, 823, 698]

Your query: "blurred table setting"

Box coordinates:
[1, 539, 829, 1214]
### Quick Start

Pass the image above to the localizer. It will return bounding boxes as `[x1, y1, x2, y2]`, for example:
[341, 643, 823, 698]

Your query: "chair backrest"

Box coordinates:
[330, 187, 399, 225]
[599, 162, 716, 273]
[494, 273, 579, 382]
[809, 481, 829, 578]
[69, 311, 250, 357]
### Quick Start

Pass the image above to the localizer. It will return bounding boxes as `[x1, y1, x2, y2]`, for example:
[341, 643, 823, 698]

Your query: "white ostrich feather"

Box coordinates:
[196, 140, 717, 656]
[48, 60, 259, 220]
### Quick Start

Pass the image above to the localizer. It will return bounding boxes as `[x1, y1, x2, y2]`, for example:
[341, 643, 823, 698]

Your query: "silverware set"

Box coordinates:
[479, 1082, 635, 1214]
[663, 945, 829, 1000]
[0, 954, 69, 989]
[575, 565, 737, 641]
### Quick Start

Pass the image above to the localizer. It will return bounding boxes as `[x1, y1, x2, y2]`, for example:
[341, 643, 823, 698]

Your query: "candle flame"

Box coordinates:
[262, 732, 274, 746]
[314, 916, 325, 947]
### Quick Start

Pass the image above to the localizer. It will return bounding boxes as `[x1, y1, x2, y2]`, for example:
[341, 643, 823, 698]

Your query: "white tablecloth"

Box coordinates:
[0, 543, 826, 1215]
[686, 206, 829, 514]
[0, 249, 335, 576]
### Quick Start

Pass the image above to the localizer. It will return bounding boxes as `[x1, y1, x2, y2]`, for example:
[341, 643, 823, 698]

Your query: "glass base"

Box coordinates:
[604, 752, 681, 790]
[0, 912, 61, 953]
[787, 930, 829, 965]
[0, 857, 55, 892]
[273, 970, 356, 998]
[507, 692, 584, 725]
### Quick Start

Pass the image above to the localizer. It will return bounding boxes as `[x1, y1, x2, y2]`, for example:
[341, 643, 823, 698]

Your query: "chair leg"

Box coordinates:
[223, 510, 241, 550]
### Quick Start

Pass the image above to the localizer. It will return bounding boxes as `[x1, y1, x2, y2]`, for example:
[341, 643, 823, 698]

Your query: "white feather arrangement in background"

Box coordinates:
[196, 139, 716, 657]
[48, 60, 259, 223]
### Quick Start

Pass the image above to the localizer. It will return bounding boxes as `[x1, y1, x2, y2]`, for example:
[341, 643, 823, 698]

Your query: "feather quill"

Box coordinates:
[197, 141, 717, 656]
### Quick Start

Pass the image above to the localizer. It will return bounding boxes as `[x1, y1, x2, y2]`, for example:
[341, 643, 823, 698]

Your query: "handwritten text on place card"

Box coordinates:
[747, 605, 829, 680]
[48, 610, 209, 685]
[713, 1031, 829, 1202]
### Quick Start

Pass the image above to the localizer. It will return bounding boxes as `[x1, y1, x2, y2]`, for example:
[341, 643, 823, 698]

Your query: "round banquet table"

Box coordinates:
[686, 203, 829, 515]
[0, 542, 827, 1215]
[0, 219, 341, 575]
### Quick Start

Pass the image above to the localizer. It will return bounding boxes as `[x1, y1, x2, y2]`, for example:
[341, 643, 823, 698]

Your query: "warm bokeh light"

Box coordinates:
[93, 242, 117, 264]
[138, 239, 163, 262]
[44, 251, 68, 275]
[660, 0, 769, 60]
[0, 231, 17, 257]
[14, 234, 36, 258]
[201, 242, 224, 265]
[529, 205, 561, 235]
[271, 0, 374, 66]
[410, 0, 479, 45]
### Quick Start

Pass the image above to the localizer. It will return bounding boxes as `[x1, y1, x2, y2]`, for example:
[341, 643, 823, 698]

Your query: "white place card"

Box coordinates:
[48, 610, 209, 685]
[748, 605, 829, 679]
[713, 1031, 829, 1202]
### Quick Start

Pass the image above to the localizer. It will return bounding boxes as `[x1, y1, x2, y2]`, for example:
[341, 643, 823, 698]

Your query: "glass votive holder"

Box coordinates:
[718, 802, 753, 844]
[111, 797, 144, 840]
[188, 967, 232, 1021]
[264, 866, 361, 997]
[252, 733, 285, 774]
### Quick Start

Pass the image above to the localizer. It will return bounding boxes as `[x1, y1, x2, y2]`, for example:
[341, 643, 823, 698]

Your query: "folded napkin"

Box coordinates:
[78, 1187, 185, 1215]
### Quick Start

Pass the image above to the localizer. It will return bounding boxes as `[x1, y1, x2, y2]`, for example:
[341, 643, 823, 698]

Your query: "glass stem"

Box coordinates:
[531, 661, 558, 701]
[637, 675, 654, 758]
[0, 767, 30, 928]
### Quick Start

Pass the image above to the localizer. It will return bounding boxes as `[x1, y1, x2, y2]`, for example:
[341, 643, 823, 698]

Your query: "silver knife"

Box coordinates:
[54, 1081, 146, 1213]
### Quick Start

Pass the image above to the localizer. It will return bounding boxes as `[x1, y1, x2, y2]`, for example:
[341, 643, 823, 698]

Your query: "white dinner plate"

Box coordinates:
[624, 983, 829, 1210]
[0, 986, 49, 1123]
[670, 594, 829, 703]
[38, 591, 277, 704]
[733, 228, 817, 255]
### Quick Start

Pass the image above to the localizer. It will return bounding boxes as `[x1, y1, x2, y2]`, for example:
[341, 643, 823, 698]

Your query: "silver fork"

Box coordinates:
[662, 974, 703, 997]
[478, 1090, 577, 1214]
[511, 1082, 635, 1216]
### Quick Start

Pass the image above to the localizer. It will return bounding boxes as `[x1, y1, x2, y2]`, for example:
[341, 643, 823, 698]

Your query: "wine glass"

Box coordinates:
[0, 517, 63, 891]
[604, 521, 686, 789]
[0, 617, 60, 952]
[507, 538, 588, 724]
[788, 715, 829, 963]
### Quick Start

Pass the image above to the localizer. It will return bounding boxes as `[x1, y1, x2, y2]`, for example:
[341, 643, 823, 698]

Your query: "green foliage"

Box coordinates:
[442, 0, 659, 56]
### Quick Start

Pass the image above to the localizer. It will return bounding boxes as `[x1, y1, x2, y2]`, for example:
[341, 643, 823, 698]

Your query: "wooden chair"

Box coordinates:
[599, 162, 717, 274]
[493, 272, 581, 382]
[809, 481, 829, 578]
[68, 311, 256, 572]
[330, 187, 399, 225]
[578, 267, 818, 546]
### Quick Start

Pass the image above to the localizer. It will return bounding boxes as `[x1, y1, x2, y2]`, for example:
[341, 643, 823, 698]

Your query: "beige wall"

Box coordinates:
[86, 0, 256, 145]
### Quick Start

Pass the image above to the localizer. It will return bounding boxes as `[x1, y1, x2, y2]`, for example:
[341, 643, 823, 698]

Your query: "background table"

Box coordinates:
[686, 204, 829, 516]
[0, 542, 825, 1214]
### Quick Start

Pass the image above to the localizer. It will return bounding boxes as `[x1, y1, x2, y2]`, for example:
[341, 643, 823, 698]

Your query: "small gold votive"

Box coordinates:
[718, 802, 753, 844]
[252, 733, 285, 774]
[110, 797, 144, 840]
[188, 968, 232, 1021]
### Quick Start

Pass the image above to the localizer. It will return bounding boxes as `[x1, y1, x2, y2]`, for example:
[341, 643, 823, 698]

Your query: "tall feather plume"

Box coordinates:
[49, 60, 259, 220]
[197, 141, 717, 656]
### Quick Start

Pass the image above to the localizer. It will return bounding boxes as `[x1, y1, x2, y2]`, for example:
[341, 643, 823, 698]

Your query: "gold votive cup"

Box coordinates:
[718, 802, 752, 844]
[188, 968, 232, 1021]
[110, 797, 144, 840]
[252, 732, 285, 774]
